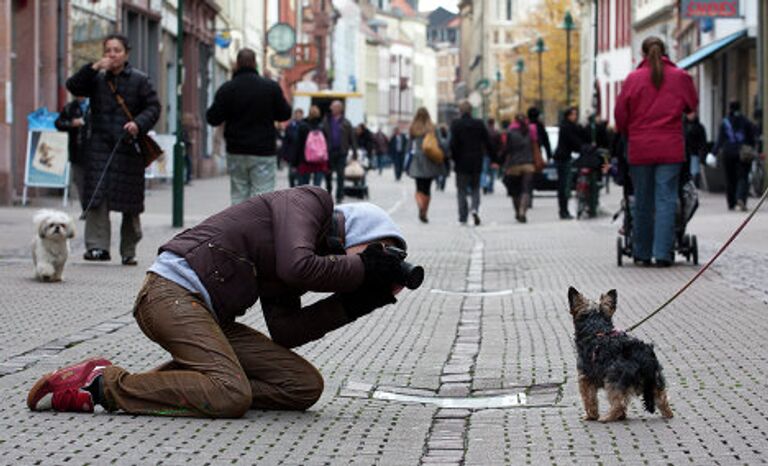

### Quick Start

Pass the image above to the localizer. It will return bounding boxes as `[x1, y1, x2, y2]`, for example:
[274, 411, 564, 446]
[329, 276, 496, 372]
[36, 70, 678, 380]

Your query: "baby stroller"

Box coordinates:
[614, 140, 699, 266]
[343, 154, 370, 199]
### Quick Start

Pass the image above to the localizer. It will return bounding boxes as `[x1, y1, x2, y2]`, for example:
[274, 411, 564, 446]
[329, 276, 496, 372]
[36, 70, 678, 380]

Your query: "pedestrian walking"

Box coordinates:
[280, 108, 305, 188]
[527, 107, 552, 160]
[712, 101, 756, 211]
[206, 48, 292, 204]
[407, 107, 448, 223]
[322, 100, 357, 203]
[27, 186, 413, 418]
[526, 107, 552, 210]
[435, 125, 451, 191]
[553, 107, 585, 219]
[449, 100, 493, 225]
[373, 128, 389, 174]
[389, 127, 408, 181]
[501, 114, 537, 223]
[356, 123, 375, 169]
[615, 36, 698, 267]
[65, 34, 160, 265]
[481, 119, 502, 194]
[296, 105, 328, 187]
[54, 95, 89, 208]
[683, 111, 707, 188]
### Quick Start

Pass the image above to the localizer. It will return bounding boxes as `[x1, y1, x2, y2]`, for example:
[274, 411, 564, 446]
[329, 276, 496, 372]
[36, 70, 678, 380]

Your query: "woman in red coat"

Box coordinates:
[614, 37, 698, 267]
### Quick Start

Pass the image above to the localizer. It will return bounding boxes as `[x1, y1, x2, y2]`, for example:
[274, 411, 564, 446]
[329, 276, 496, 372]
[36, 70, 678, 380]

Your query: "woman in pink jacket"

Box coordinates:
[615, 37, 698, 267]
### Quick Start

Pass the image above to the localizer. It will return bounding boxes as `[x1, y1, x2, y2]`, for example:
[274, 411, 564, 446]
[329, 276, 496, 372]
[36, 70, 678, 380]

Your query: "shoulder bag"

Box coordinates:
[422, 130, 445, 164]
[107, 80, 163, 167]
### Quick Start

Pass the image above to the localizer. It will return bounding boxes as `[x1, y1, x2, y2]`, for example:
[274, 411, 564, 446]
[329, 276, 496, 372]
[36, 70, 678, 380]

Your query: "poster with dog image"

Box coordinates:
[25, 130, 69, 187]
[32, 132, 68, 176]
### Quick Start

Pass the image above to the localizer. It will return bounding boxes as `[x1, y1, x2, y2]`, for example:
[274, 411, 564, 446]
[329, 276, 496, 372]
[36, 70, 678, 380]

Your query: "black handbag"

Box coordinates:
[107, 80, 163, 167]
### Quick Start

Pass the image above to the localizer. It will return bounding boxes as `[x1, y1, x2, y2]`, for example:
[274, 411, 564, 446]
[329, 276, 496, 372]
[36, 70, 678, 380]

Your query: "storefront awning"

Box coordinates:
[677, 29, 748, 70]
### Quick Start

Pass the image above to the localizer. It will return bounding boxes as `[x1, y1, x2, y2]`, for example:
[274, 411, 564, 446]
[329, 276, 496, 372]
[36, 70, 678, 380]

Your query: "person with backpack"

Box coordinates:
[407, 107, 447, 223]
[712, 101, 756, 211]
[501, 114, 538, 223]
[615, 36, 698, 267]
[297, 105, 328, 187]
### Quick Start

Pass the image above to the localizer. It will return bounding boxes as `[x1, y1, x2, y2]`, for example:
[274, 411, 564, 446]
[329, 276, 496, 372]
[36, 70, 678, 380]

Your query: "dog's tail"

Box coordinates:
[640, 346, 664, 414]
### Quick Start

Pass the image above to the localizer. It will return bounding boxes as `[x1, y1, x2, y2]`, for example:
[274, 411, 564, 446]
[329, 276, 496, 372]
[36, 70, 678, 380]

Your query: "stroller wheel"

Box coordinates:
[691, 235, 699, 266]
[616, 236, 623, 267]
[682, 234, 691, 261]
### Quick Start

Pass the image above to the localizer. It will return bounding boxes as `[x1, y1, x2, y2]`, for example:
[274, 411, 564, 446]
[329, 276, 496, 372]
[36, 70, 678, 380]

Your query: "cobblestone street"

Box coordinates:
[1, 170, 767, 465]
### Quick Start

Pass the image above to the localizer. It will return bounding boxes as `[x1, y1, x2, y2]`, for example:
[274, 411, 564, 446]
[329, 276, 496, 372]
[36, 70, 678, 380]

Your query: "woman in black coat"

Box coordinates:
[554, 107, 586, 219]
[66, 34, 160, 265]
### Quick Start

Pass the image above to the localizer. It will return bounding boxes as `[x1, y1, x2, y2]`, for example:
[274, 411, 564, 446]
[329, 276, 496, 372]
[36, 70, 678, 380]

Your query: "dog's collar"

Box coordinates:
[595, 329, 624, 338]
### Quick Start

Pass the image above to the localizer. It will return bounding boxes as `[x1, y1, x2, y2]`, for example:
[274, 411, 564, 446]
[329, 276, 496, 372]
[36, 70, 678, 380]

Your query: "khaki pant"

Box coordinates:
[102, 273, 324, 417]
[227, 154, 277, 205]
[84, 201, 142, 258]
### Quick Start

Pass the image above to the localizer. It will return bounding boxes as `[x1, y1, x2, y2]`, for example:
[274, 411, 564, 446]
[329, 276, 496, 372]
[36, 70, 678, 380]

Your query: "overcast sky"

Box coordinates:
[418, 0, 458, 13]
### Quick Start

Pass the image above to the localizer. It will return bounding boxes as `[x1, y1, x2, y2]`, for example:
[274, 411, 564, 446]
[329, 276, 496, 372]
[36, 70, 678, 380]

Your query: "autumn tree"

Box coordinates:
[496, 0, 581, 125]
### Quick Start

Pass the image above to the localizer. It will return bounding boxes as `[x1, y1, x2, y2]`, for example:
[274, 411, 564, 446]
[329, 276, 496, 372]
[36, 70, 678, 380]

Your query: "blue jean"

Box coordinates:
[629, 163, 681, 262]
[297, 171, 324, 187]
[480, 156, 496, 192]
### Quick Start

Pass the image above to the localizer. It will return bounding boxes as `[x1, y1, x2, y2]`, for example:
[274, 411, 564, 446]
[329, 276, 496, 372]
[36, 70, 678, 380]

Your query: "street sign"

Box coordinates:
[270, 53, 295, 69]
[475, 78, 490, 91]
[267, 23, 296, 54]
[682, 0, 740, 18]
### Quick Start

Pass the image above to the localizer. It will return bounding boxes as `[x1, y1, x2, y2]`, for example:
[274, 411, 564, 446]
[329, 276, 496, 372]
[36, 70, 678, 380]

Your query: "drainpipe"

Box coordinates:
[760, 0, 767, 187]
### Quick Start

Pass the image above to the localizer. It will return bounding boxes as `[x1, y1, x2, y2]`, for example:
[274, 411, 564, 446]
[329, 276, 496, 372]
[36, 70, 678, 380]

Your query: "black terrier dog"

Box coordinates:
[568, 287, 673, 422]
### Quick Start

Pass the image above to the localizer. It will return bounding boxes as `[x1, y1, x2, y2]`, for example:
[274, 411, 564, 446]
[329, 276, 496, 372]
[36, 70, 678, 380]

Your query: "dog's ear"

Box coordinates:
[37, 220, 48, 239]
[568, 287, 587, 315]
[599, 289, 617, 317]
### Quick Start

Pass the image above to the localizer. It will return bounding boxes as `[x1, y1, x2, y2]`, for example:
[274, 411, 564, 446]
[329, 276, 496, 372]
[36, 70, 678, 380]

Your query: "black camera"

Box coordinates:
[384, 246, 424, 290]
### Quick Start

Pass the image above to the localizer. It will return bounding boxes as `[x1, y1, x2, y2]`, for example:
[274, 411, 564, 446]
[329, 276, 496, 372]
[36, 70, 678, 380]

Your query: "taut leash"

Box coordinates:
[626, 185, 768, 332]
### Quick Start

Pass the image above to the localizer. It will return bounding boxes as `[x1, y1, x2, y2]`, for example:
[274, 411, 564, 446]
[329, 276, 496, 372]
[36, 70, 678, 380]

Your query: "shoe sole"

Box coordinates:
[27, 357, 112, 411]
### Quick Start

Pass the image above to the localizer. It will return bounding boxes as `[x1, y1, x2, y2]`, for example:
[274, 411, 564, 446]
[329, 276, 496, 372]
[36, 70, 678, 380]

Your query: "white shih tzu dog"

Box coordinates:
[32, 209, 76, 282]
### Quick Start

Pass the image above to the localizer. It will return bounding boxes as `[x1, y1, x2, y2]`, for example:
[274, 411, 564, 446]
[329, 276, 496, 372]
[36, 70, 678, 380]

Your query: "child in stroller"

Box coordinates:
[613, 135, 699, 266]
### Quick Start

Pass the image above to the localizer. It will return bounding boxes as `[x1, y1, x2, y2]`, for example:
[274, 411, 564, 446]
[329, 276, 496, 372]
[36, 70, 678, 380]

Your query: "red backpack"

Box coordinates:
[304, 129, 329, 163]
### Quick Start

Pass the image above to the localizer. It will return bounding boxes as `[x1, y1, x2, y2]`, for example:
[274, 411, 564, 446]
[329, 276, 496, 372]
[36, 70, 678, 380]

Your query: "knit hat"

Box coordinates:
[334, 203, 407, 250]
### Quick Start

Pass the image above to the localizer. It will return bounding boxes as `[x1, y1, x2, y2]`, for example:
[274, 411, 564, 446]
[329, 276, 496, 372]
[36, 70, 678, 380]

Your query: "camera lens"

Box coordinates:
[400, 262, 424, 290]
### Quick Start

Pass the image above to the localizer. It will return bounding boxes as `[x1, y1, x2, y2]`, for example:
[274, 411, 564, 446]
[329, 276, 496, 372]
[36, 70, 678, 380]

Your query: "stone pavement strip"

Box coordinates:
[1, 170, 768, 465]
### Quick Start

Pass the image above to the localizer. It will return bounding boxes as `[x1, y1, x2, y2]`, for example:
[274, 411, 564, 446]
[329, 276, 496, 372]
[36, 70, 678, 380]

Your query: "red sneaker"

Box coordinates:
[50, 388, 97, 413]
[27, 357, 112, 411]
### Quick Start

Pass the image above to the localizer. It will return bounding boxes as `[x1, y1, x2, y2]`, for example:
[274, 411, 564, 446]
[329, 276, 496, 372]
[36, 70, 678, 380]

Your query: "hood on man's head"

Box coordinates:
[334, 203, 407, 251]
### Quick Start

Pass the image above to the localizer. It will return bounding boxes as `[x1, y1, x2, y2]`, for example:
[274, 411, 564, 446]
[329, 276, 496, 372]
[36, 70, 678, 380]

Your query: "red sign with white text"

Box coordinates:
[682, 0, 740, 18]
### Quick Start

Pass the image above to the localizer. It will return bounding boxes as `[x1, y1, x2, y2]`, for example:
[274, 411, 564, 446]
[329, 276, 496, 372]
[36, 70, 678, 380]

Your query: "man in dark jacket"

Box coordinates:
[712, 101, 755, 211]
[322, 100, 357, 203]
[207, 49, 292, 204]
[280, 108, 305, 187]
[389, 127, 408, 181]
[54, 96, 89, 208]
[554, 107, 585, 219]
[449, 100, 493, 225]
[683, 111, 707, 188]
[27, 186, 413, 418]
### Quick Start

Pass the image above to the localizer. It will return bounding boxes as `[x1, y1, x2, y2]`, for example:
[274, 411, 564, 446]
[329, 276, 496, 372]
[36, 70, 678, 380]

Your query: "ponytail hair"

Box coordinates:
[641, 36, 666, 90]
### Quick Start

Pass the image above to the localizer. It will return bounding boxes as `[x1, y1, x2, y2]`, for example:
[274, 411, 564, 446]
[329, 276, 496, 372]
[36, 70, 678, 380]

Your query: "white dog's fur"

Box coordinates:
[32, 209, 75, 282]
